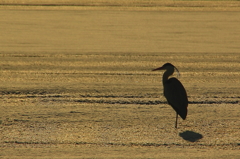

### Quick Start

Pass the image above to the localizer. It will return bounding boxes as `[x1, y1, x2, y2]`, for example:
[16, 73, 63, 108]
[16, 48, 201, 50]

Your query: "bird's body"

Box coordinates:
[153, 63, 188, 128]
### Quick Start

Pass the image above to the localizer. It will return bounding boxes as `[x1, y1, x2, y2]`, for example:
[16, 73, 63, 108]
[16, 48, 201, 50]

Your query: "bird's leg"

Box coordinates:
[175, 113, 178, 129]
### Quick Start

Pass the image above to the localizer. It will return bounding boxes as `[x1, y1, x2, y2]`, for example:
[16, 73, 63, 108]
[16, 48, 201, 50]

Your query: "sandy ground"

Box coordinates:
[1, 0, 240, 11]
[1, 1, 240, 158]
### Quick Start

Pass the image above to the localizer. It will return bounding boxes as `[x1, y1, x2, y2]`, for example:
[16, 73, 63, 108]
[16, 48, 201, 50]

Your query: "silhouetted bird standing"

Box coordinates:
[153, 63, 188, 128]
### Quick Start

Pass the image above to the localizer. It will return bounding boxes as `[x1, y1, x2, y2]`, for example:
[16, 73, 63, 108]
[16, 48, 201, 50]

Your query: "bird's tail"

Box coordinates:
[179, 108, 187, 120]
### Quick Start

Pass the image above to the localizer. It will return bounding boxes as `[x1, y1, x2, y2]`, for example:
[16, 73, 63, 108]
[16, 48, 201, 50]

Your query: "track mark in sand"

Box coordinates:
[74, 99, 239, 105]
[1, 90, 239, 105]
[3, 141, 240, 150]
[74, 99, 166, 105]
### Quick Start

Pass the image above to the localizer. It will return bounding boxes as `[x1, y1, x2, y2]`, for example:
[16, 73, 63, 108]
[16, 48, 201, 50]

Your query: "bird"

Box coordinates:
[152, 63, 188, 128]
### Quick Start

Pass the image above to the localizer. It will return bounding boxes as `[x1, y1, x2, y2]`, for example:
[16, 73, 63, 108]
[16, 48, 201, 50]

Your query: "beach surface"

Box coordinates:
[1, 1, 240, 158]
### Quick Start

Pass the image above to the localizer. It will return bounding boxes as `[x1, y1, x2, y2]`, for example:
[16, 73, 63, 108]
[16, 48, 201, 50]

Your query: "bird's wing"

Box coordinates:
[164, 77, 188, 119]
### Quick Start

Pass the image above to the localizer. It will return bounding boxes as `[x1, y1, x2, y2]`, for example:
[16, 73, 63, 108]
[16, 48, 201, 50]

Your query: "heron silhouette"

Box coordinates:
[152, 63, 188, 128]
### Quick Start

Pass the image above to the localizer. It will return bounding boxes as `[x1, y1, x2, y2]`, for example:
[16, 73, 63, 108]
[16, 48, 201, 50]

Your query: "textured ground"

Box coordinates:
[1, 1, 240, 158]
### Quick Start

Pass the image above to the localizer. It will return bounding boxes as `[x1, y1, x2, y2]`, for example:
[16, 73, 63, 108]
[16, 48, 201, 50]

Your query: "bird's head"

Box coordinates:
[152, 63, 180, 77]
[152, 63, 175, 71]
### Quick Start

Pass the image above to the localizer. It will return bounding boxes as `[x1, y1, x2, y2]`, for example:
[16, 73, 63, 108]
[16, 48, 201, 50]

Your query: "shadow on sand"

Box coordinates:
[179, 131, 203, 142]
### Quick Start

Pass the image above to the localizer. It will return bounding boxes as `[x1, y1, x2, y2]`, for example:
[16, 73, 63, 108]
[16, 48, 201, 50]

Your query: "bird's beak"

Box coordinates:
[152, 66, 163, 71]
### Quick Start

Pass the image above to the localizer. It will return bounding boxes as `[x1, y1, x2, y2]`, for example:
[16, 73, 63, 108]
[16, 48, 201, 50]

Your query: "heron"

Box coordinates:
[152, 63, 188, 128]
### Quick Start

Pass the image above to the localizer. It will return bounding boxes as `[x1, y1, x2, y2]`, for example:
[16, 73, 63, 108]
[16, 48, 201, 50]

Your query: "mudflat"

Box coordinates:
[1, 1, 240, 158]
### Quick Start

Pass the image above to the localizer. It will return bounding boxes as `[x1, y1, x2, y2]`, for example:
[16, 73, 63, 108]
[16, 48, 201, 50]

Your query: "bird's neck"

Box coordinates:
[162, 69, 174, 84]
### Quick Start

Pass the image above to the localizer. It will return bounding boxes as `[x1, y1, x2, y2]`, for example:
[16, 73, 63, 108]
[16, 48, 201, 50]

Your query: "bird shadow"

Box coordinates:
[179, 130, 203, 142]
